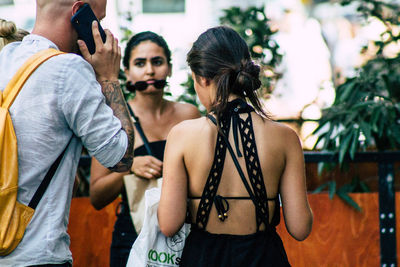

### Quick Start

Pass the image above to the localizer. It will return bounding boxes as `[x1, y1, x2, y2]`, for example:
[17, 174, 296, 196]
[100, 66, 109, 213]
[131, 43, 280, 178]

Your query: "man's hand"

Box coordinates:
[78, 21, 121, 82]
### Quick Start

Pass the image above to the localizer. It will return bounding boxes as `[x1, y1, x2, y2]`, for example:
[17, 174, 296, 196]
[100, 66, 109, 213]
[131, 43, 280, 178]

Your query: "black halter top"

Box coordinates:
[190, 98, 280, 231]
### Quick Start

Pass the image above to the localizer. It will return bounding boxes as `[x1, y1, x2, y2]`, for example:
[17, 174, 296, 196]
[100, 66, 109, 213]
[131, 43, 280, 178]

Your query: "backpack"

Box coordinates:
[0, 48, 65, 256]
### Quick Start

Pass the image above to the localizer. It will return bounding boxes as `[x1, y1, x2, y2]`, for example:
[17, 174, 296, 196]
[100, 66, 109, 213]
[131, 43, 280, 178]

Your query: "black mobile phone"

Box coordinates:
[71, 3, 106, 54]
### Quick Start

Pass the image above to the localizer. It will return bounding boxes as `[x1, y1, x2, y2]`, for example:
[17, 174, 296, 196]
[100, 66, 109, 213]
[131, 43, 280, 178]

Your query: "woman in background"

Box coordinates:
[158, 26, 313, 267]
[0, 19, 29, 51]
[90, 31, 200, 267]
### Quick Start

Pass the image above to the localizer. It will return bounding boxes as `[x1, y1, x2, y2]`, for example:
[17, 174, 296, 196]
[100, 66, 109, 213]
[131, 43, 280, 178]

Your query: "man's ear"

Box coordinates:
[72, 1, 85, 16]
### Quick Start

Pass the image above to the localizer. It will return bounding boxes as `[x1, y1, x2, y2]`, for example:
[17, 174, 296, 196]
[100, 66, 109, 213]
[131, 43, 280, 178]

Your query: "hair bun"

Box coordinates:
[240, 61, 260, 77]
[0, 19, 17, 38]
[236, 60, 261, 91]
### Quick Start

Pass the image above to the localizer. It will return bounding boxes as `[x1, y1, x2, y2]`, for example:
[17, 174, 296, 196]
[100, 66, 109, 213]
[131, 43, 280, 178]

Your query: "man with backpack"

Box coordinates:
[0, 0, 134, 266]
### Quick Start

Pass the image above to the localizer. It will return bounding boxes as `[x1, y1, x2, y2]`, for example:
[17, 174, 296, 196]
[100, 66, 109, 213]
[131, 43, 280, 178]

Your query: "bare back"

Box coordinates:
[183, 101, 294, 235]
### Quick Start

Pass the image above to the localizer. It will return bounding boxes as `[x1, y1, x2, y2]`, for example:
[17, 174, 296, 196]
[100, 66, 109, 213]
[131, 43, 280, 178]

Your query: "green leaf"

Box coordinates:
[392, 125, 400, 145]
[338, 80, 356, 103]
[313, 122, 336, 150]
[317, 162, 325, 176]
[339, 131, 353, 165]
[359, 121, 372, 144]
[338, 182, 356, 193]
[312, 182, 329, 193]
[371, 107, 380, 133]
[349, 128, 360, 160]
[359, 181, 371, 193]
[351, 100, 375, 110]
[336, 191, 362, 212]
[328, 181, 336, 199]
[378, 110, 386, 137]
[313, 132, 327, 149]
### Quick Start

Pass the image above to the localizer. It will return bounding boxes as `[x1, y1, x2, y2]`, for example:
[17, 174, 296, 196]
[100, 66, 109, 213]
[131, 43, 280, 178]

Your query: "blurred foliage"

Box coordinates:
[314, 0, 400, 163]
[313, 176, 370, 211]
[179, 5, 283, 112]
[312, 0, 400, 210]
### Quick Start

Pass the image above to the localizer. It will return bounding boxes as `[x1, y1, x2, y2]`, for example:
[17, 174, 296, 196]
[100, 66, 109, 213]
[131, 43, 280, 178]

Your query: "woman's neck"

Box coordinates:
[130, 93, 167, 118]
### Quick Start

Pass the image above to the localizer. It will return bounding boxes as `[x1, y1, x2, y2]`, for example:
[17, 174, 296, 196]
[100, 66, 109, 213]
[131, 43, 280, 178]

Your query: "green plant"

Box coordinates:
[313, 176, 370, 211]
[312, 0, 400, 210]
[314, 0, 400, 163]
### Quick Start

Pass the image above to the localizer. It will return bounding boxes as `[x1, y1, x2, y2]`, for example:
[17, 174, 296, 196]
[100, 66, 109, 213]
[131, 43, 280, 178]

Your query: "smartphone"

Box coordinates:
[71, 3, 106, 54]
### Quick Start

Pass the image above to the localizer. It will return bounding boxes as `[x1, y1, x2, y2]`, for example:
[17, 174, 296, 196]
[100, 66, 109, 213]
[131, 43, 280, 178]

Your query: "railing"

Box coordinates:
[79, 150, 400, 266]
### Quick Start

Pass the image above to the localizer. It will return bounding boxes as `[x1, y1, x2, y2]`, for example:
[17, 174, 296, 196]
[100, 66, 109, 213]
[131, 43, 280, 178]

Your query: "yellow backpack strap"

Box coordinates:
[1, 48, 65, 109]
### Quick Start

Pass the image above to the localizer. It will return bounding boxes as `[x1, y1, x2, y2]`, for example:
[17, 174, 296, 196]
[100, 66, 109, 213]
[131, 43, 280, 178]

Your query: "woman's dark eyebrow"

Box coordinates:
[133, 58, 146, 62]
[151, 56, 164, 61]
[133, 56, 164, 62]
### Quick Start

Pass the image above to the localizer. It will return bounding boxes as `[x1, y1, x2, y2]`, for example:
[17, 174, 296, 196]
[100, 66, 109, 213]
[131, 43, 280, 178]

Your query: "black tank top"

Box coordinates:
[133, 140, 166, 161]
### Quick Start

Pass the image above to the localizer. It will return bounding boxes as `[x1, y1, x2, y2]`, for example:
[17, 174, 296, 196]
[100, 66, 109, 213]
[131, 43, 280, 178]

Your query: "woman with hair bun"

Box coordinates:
[0, 19, 29, 51]
[158, 26, 313, 266]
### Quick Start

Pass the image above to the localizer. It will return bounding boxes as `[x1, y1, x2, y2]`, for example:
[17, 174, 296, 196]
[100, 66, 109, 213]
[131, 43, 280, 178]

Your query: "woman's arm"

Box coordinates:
[90, 154, 163, 209]
[158, 123, 188, 237]
[90, 157, 127, 210]
[279, 127, 313, 241]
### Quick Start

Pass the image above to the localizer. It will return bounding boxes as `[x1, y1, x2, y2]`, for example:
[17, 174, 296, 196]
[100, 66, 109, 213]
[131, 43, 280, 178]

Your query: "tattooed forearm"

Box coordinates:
[100, 80, 134, 172]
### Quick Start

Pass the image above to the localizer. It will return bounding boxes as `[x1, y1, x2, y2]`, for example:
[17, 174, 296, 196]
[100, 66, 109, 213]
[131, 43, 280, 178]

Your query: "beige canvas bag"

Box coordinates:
[123, 104, 163, 234]
[123, 175, 163, 233]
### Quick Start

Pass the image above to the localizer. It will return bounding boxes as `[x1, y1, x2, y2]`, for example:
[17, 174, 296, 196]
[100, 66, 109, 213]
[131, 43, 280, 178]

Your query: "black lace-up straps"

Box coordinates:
[194, 115, 230, 229]
[207, 114, 270, 230]
[194, 99, 271, 230]
[238, 112, 270, 229]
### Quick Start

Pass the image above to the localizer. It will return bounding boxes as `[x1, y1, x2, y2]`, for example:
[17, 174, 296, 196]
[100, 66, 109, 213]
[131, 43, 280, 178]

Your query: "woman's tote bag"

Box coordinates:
[126, 188, 190, 267]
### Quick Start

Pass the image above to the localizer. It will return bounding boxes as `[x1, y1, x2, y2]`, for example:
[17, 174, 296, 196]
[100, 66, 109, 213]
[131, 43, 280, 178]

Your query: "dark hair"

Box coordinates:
[187, 26, 267, 119]
[123, 31, 172, 70]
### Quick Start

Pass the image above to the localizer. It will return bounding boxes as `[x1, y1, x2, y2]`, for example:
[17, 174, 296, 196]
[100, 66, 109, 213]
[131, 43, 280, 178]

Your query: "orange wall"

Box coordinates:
[277, 193, 387, 266]
[69, 193, 400, 267]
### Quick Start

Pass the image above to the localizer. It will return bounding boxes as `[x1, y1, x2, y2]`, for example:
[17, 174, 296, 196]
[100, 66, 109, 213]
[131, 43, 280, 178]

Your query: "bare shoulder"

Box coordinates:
[168, 117, 208, 145]
[170, 101, 201, 120]
[262, 119, 301, 146]
[169, 116, 207, 136]
[269, 120, 298, 135]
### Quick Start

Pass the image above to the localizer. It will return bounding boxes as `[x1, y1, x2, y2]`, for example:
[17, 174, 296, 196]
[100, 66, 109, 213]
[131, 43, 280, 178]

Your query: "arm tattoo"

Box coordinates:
[100, 80, 134, 172]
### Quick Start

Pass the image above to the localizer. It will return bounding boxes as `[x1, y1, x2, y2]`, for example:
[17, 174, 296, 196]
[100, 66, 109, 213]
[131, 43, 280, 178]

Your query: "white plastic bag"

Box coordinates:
[126, 187, 190, 267]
